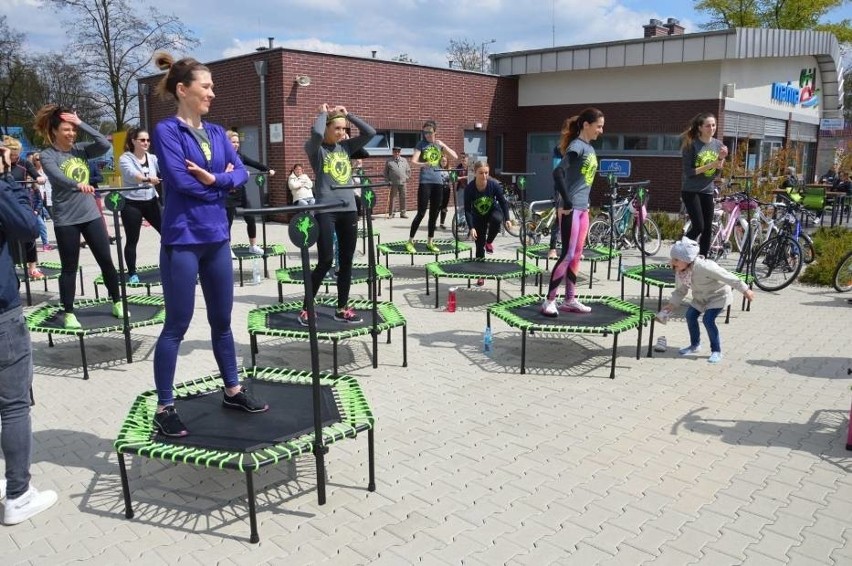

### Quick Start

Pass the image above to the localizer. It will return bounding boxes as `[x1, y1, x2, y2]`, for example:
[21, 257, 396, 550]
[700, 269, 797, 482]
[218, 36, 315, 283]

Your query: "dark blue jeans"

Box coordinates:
[685, 306, 722, 353]
[0, 308, 34, 499]
[154, 241, 239, 406]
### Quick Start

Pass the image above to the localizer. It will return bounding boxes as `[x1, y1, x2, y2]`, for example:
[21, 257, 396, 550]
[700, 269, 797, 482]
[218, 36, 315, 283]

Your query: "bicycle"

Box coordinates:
[832, 249, 852, 292]
[749, 196, 815, 291]
[683, 190, 761, 259]
[586, 180, 661, 255]
[519, 199, 557, 246]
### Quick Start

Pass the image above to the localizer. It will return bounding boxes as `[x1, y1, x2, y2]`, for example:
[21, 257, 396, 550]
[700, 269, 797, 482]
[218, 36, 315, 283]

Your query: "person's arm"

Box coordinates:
[288, 174, 300, 191]
[238, 152, 271, 173]
[704, 261, 752, 296]
[40, 150, 92, 193]
[434, 138, 458, 160]
[667, 280, 688, 309]
[0, 176, 39, 242]
[119, 152, 147, 184]
[22, 161, 45, 185]
[493, 181, 511, 223]
[553, 151, 579, 207]
[301, 174, 313, 189]
[72, 119, 111, 159]
[341, 113, 377, 155]
[153, 121, 225, 201]
[305, 110, 327, 158]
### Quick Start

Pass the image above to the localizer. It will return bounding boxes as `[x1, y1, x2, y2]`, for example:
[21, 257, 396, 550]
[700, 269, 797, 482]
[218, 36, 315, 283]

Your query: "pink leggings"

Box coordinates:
[546, 209, 589, 301]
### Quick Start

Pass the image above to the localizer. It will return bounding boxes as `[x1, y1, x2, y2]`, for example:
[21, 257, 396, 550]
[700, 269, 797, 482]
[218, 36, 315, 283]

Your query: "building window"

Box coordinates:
[593, 133, 680, 156]
[364, 130, 419, 156]
[493, 134, 504, 171]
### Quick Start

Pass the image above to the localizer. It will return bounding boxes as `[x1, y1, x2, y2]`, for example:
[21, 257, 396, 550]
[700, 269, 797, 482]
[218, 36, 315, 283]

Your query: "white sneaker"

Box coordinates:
[0, 478, 5, 500]
[540, 299, 558, 318]
[654, 336, 668, 353]
[558, 298, 592, 313]
[248, 245, 264, 255]
[3, 485, 58, 525]
[230, 248, 237, 260]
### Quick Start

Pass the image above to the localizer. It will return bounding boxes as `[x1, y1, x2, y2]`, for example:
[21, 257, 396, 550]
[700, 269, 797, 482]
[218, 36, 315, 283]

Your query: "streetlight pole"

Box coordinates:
[480, 39, 496, 73]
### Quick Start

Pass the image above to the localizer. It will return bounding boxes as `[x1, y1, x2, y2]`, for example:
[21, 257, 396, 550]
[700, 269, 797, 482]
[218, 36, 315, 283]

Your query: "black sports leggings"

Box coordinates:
[439, 183, 451, 225]
[54, 218, 120, 312]
[310, 211, 358, 310]
[472, 209, 502, 258]
[409, 183, 443, 239]
[226, 188, 258, 239]
[120, 197, 162, 275]
[682, 191, 715, 257]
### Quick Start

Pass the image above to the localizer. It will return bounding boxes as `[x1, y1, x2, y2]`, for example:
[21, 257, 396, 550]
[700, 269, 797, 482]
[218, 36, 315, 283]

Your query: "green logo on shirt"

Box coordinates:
[60, 157, 89, 184]
[581, 153, 598, 186]
[323, 151, 351, 184]
[473, 195, 493, 216]
[200, 141, 212, 161]
[421, 144, 441, 167]
[696, 148, 719, 177]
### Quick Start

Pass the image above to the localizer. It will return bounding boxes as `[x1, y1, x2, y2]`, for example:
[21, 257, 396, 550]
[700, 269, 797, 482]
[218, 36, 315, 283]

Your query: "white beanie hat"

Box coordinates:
[670, 237, 699, 263]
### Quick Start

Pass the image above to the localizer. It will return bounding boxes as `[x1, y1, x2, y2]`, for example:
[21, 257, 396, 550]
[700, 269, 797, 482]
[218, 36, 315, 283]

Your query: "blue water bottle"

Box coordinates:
[483, 326, 493, 356]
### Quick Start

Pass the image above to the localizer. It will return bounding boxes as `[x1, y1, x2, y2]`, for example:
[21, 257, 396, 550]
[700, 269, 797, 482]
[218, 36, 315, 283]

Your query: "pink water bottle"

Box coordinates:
[447, 287, 457, 312]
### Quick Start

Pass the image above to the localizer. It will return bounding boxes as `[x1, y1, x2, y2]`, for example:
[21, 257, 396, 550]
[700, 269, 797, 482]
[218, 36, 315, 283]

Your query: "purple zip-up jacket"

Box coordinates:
[153, 116, 248, 245]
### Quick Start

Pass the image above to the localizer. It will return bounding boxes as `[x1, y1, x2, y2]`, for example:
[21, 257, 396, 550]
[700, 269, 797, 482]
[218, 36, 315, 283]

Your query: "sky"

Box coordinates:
[3, 0, 850, 69]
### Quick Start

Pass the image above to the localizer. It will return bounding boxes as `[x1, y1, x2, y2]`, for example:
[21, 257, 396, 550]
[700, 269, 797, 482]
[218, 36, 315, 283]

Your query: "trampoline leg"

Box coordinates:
[521, 329, 527, 375]
[238, 260, 244, 287]
[372, 330, 378, 369]
[425, 269, 430, 295]
[117, 452, 134, 519]
[657, 288, 663, 312]
[48, 333, 54, 347]
[402, 325, 408, 367]
[386, 328, 391, 344]
[367, 428, 376, 491]
[333, 340, 339, 376]
[588, 262, 594, 289]
[610, 334, 618, 379]
[94, 284, 100, 300]
[725, 305, 731, 324]
[389, 279, 393, 302]
[250, 334, 257, 367]
[246, 470, 260, 544]
[277, 283, 283, 304]
[620, 274, 625, 300]
[646, 318, 655, 358]
[497, 280, 501, 301]
[79, 335, 89, 380]
[434, 277, 440, 309]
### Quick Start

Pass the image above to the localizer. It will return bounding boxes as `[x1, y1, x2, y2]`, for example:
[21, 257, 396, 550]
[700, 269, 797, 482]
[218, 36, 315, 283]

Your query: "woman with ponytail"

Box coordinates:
[541, 107, 604, 317]
[149, 52, 267, 438]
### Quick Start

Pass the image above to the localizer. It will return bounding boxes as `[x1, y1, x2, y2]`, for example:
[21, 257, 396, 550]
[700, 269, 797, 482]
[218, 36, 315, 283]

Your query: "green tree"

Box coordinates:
[695, 0, 852, 43]
[46, 0, 197, 130]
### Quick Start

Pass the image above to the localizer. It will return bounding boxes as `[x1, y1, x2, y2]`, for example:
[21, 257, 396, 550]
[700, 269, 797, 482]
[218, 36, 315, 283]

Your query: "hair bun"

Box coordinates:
[154, 52, 174, 71]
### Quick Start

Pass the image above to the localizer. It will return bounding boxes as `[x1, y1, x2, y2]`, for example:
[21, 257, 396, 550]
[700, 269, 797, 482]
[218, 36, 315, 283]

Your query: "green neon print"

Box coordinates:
[297, 215, 314, 246]
[322, 151, 351, 184]
[473, 195, 493, 216]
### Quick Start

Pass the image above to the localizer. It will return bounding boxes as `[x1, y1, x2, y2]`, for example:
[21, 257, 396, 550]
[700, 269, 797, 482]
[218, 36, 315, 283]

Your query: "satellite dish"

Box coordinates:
[295, 75, 312, 87]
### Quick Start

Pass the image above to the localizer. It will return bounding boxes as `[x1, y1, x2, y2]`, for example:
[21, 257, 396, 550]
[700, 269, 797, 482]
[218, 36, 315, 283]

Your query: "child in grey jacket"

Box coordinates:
[659, 237, 755, 363]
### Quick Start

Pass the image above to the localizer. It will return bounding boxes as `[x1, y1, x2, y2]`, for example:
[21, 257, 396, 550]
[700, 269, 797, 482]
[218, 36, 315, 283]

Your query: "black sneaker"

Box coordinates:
[334, 307, 362, 323]
[222, 386, 269, 413]
[154, 406, 188, 437]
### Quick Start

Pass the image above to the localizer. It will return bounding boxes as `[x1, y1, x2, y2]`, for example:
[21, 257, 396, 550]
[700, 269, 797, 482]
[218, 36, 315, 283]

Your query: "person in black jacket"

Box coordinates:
[0, 143, 58, 525]
[226, 131, 275, 255]
[2, 136, 45, 279]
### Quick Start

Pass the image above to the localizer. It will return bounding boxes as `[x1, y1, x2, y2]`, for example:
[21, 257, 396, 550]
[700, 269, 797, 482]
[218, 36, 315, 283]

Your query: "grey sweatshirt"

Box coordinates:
[682, 138, 724, 194]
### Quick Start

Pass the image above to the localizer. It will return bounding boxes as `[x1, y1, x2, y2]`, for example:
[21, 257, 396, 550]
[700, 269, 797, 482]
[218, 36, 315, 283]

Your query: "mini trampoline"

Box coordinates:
[94, 264, 162, 298]
[518, 244, 623, 289]
[620, 263, 753, 321]
[16, 261, 85, 306]
[275, 263, 394, 302]
[425, 258, 543, 308]
[232, 243, 287, 287]
[357, 227, 380, 254]
[487, 294, 656, 378]
[378, 239, 471, 267]
[247, 297, 407, 375]
[114, 366, 375, 543]
[26, 295, 166, 380]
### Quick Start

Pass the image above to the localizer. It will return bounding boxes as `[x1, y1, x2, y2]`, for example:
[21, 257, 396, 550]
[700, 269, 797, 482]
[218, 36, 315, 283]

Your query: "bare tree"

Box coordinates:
[391, 53, 417, 64]
[0, 16, 28, 134]
[46, 0, 197, 130]
[446, 38, 484, 71]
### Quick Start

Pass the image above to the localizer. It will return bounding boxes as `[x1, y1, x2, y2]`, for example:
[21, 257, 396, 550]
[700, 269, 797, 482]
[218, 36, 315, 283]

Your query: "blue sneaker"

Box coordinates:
[128, 274, 140, 284]
[678, 344, 701, 356]
[708, 351, 723, 364]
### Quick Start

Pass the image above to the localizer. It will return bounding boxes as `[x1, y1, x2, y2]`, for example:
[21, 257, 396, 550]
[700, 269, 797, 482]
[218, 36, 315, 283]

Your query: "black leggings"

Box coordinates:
[409, 183, 443, 239]
[472, 210, 502, 258]
[54, 218, 120, 312]
[310, 211, 358, 310]
[226, 188, 258, 239]
[439, 183, 451, 225]
[682, 191, 715, 257]
[120, 197, 162, 275]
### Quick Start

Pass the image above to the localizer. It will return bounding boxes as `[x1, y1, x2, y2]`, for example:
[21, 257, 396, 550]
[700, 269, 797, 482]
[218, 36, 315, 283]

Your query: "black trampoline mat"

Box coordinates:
[37, 302, 162, 330]
[130, 269, 162, 285]
[583, 249, 614, 261]
[17, 266, 61, 278]
[233, 246, 281, 258]
[629, 267, 674, 284]
[285, 267, 378, 283]
[439, 260, 527, 276]
[158, 379, 341, 452]
[509, 302, 637, 328]
[267, 304, 369, 330]
[525, 248, 553, 259]
[384, 241, 459, 253]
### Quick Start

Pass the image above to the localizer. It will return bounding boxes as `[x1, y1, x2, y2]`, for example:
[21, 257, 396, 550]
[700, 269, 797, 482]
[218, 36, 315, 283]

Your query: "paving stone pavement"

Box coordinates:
[2, 214, 850, 565]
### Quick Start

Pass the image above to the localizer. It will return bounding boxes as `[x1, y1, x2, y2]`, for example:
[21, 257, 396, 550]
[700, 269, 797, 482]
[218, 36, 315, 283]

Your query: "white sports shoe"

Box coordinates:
[248, 245, 264, 255]
[0, 478, 5, 500]
[3, 485, 58, 525]
[540, 299, 558, 318]
[558, 298, 592, 313]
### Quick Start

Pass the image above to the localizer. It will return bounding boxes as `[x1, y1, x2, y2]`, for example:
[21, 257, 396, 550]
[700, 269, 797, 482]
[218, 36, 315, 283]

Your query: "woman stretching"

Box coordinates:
[151, 52, 268, 438]
[406, 121, 457, 253]
[34, 106, 124, 329]
[118, 127, 163, 283]
[541, 108, 604, 317]
[464, 161, 512, 285]
[681, 112, 727, 258]
[302, 104, 375, 324]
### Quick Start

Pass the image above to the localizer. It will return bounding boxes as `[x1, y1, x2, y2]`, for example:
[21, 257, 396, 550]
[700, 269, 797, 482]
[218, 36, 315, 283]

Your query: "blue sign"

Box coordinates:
[598, 159, 631, 178]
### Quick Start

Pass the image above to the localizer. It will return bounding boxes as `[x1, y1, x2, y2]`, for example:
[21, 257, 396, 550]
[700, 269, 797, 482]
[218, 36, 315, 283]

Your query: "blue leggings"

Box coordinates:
[154, 241, 239, 406]
[685, 306, 722, 353]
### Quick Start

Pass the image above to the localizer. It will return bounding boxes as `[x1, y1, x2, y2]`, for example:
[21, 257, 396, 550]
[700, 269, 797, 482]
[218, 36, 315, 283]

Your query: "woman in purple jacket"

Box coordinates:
[150, 52, 267, 438]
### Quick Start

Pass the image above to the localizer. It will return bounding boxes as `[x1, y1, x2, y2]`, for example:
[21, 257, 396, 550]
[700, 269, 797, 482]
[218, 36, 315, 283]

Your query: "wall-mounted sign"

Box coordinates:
[820, 118, 845, 130]
[770, 68, 819, 109]
[269, 123, 283, 143]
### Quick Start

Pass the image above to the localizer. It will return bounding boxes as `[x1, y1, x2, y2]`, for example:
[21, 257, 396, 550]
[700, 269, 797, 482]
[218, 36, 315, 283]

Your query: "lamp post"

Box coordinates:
[138, 83, 149, 132]
[480, 39, 496, 73]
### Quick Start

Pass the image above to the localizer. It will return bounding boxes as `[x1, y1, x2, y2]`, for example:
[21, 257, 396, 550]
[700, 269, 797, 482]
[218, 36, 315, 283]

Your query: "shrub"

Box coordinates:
[650, 211, 683, 241]
[798, 227, 852, 286]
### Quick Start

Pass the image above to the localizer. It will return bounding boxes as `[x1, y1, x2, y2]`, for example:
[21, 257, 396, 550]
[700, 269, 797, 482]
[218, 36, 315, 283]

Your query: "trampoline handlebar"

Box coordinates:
[73, 185, 148, 192]
[330, 182, 392, 189]
[614, 180, 651, 190]
[238, 199, 346, 216]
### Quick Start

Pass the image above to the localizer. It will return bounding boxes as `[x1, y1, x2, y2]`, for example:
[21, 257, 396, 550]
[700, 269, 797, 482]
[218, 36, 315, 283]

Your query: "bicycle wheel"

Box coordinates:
[587, 219, 611, 248]
[504, 202, 528, 238]
[798, 234, 815, 264]
[633, 217, 661, 255]
[751, 235, 802, 292]
[832, 250, 852, 292]
[451, 214, 467, 241]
